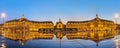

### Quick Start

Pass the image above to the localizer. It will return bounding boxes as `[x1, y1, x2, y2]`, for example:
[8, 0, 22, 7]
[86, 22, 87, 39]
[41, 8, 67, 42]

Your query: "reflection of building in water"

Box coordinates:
[4, 31, 54, 40]
[3, 31, 54, 47]
[66, 31, 116, 40]
[56, 32, 64, 39]
[66, 14, 117, 41]
[66, 31, 117, 46]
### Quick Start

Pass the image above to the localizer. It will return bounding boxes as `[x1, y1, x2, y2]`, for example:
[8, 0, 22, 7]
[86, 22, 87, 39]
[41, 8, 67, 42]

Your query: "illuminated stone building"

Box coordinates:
[66, 14, 116, 31]
[2, 14, 54, 32]
[2, 14, 116, 32]
[55, 19, 65, 29]
[0, 24, 3, 34]
[0, 24, 3, 29]
[117, 24, 120, 34]
[1, 14, 54, 40]
[66, 14, 117, 40]
[0, 14, 117, 41]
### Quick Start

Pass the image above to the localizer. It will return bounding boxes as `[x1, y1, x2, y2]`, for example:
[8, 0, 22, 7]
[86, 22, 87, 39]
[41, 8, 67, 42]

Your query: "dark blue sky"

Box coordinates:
[0, 0, 120, 24]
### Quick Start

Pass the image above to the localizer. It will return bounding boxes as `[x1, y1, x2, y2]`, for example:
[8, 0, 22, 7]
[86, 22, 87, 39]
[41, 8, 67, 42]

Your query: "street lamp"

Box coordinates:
[114, 13, 119, 36]
[114, 13, 119, 33]
[114, 13, 119, 24]
[1, 12, 6, 23]
[114, 13, 119, 48]
[0, 12, 6, 42]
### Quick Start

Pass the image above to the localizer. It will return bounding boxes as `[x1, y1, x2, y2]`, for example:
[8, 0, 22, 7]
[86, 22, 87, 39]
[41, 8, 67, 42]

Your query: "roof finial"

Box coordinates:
[59, 18, 61, 22]
[21, 14, 24, 19]
[96, 14, 99, 18]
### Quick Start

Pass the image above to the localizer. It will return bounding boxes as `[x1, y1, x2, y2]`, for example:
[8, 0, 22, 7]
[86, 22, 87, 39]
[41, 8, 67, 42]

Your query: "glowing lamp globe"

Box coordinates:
[114, 13, 119, 18]
[1, 13, 6, 18]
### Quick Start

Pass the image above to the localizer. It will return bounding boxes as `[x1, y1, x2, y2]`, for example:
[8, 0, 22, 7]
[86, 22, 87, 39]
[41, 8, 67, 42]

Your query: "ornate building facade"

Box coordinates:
[1, 14, 116, 32]
[66, 14, 117, 40]
[2, 14, 54, 32]
[1, 15, 54, 40]
[0, 14, 117, 41]
[66, 14, 116, 31]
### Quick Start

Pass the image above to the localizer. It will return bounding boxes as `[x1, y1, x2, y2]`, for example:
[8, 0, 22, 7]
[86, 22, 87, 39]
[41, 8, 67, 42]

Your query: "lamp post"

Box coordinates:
[114, 13, 119, 48]
[114, 13, 119, 36]
[114, 13, 119, 24]
[0, 13, 7, 48]
[114, 13, 119, 31]
[1, 13, 6, 24]
[0, 12, 6, 41]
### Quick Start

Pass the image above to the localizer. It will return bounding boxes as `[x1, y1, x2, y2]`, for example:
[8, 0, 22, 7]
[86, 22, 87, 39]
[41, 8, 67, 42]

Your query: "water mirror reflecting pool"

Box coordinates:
[0, 31, 120, 48]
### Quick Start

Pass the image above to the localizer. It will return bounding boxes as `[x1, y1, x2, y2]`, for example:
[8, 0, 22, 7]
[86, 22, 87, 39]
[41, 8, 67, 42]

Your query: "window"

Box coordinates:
[94, 22, 98, 27]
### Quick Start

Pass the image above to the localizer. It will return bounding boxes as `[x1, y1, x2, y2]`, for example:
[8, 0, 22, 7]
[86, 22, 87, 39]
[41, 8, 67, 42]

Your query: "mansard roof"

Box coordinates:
[67, 18, 113, 23]
[67, 21, 90, 23]
[31, 21, 53, 23]
[5, 15, 53, 23]
[6, 18, 53, 23]
[67, 14, 114, 23]
[91, 18, 113, 22]
[6, 18, 30, 23]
